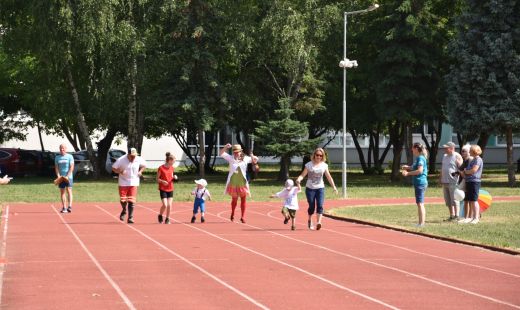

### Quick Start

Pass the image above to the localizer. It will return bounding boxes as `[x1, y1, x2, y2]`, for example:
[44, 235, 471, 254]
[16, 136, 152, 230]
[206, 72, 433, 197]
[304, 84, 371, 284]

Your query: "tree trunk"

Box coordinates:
[199, 129, 205, 178]
[97, 128, 117, 177]
[278, 155, 291, 181]
[350, 129, 368, 174]
[389, 121, 405, 182]
[127, 56, 139, 150]
[477, 132, 490, 156]
[60, 121, 80, 151]
[505, 126, 516, 187]
[404, 124, 413, 166]
[37, 121, 45, 152]
[64, 63, 98, 178]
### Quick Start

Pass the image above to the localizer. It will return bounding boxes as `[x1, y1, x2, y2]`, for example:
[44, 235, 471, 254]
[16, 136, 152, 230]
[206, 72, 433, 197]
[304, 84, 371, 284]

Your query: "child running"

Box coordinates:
[156, 152, 177, 224]
[191, 179, 211, 223]
[270, 179, 301, 230]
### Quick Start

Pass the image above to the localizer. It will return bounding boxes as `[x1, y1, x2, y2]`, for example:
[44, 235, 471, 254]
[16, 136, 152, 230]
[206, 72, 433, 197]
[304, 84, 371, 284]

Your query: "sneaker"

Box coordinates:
[201, 217, 205, 223]
[462, 218, 472, 223]
[415, 223, 425, 228]
[469, 218, 479, 224]
[67, 206, 72, 213]
[308, 220, 314, 230]
[158, 214, 163, 224]
[127, 217, 134, 224]
[165, 218, 170, 224]
[191, 216, 196, 223]
[60, 207, 68, 213]
[316, 223, 322, 230]
[283, 217, 289, 225]
[240, 218, 246, 223]
[291, 225, 296, 231]
[230, 215, 234, 222]
[119, 211, 126, 221]
[457, 218, 467, 223]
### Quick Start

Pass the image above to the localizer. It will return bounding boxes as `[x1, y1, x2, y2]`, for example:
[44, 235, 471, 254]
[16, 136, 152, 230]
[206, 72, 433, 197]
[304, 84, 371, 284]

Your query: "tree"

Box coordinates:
[446, 0, 520, 186]
[255, 98, 322, 180]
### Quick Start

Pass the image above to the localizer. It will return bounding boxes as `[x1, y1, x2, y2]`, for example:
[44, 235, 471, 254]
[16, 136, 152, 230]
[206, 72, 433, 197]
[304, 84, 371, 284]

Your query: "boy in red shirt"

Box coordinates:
[156, 152, 177, 224]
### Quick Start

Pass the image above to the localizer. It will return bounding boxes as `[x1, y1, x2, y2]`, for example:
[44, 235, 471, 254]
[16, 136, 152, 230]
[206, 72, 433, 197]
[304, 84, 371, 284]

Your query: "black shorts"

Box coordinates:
[160, 190, 174, 199]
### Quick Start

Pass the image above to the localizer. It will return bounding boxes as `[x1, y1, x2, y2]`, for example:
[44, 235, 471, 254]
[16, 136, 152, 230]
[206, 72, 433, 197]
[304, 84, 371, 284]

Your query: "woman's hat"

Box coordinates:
[232, 144, 242, 153]
[194, 179, 208, 187]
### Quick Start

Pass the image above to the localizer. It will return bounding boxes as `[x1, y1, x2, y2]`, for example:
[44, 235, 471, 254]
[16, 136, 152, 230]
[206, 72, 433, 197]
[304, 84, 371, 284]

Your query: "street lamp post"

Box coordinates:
[339, 4, 379, 199]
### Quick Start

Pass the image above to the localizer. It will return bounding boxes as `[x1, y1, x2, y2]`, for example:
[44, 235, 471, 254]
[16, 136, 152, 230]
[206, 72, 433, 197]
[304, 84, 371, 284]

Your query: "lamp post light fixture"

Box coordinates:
[340, 3, 379, 199]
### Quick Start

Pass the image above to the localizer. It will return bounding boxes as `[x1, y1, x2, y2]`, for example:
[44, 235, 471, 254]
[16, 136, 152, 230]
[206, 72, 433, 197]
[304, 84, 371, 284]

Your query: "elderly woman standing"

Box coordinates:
[296, 148, 338, 230]
[460, 145, 484, 224]
[220, 143, 259, 223]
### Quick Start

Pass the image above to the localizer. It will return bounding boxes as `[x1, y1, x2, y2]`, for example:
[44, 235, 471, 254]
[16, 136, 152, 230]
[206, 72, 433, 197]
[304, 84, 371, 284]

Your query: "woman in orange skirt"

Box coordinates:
[220, 143, 259, 223]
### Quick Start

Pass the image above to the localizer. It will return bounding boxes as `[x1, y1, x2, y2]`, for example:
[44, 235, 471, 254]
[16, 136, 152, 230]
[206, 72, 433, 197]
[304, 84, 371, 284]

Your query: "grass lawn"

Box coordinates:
[1, 165, 517, 203]
[328, 202, 520, 251]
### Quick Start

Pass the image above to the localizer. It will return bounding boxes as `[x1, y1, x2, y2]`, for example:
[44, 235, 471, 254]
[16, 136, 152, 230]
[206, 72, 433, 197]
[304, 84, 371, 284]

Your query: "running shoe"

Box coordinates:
[308, 220, 314, 230]
[316, 223, 322, 230]
[165, 218, 170, 224]
[191, 216, 196, 223]
[469, 218, 479, 224]
[291, 225, 296, 231]
[240, 218, 246, 223]
[60, 207, 68, 213]
[127, 217, 134, 224]
[283, 217, 289, 225]
[67, 206, 72, 213]
[230, 215, 234, 222]
[158, 214, 163, 224]
[119, 211, 126, 221]
[201, 217, 205, 223]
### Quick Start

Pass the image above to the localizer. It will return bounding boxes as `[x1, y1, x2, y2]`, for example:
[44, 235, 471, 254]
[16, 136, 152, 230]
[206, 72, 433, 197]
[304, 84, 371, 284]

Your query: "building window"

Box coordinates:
[496, 134, 520, 146]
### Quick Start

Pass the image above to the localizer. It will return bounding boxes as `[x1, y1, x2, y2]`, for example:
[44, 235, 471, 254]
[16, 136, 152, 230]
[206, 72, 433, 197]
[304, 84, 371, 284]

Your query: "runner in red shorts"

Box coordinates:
[112, 147, 147, 224]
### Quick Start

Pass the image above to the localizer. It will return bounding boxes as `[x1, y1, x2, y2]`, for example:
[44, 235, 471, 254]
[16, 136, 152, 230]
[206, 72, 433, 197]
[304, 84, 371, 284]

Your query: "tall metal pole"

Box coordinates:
[342, 12, 348, 199]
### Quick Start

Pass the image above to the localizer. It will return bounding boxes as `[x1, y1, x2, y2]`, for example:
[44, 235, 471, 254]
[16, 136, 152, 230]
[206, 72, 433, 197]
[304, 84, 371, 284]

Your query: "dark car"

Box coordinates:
[71, 149, 126, 175]
[0, 148, 43, 177]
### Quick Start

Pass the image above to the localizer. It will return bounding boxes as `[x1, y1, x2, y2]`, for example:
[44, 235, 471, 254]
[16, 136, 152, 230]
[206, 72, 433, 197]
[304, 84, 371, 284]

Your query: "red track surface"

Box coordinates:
[1, 199, 519, 309]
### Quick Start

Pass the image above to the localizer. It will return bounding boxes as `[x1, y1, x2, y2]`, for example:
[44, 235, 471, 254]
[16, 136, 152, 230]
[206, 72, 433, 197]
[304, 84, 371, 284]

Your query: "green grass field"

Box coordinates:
[1, 165, 518, 203]
[328, 202, 520, 251]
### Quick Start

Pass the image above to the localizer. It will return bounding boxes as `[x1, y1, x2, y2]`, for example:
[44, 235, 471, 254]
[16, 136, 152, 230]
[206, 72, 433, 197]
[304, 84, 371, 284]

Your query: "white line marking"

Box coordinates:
[140, 205, 399, 310]
[0, 205, 10, 307]
[95, 205, 269, 310]
[242, 209, 520, 309]
[266, 208, 520, 279]
[51, 205, 136, 310]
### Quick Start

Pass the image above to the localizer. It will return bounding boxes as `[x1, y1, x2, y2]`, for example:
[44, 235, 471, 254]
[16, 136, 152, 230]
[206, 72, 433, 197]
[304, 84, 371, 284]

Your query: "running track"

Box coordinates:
[1, 201, 519, 309]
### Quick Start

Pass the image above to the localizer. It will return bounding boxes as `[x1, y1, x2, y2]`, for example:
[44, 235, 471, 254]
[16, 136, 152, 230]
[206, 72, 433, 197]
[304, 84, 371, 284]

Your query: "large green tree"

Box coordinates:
[446, 0, 520, 186]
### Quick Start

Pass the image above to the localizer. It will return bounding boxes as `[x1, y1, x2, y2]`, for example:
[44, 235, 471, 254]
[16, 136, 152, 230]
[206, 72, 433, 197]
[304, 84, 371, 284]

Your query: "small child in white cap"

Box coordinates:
[270, 179, 301, 230]
[191, 179, 211, 223]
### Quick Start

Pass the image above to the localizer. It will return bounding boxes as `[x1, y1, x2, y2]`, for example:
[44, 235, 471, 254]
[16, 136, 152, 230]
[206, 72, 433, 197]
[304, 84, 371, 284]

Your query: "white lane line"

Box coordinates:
[140, 205, 399, 310]
[0, 205, 10, 307]
[51, 205, 136, 310]
[95, 205, 269, 310]
[239, 209, 520, 309]
[263, 208, 520, 279]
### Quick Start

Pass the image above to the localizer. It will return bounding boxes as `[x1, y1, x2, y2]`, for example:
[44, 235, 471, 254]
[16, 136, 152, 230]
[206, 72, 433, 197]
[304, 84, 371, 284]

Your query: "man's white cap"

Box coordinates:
[285, 179, 294, 189]
[195, 179, 208, 187]
[129, 147, 138, 156]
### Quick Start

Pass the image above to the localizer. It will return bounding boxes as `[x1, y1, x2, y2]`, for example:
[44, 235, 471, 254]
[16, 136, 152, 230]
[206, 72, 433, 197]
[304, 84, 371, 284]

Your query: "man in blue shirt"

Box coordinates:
[54, 144, 75, 213]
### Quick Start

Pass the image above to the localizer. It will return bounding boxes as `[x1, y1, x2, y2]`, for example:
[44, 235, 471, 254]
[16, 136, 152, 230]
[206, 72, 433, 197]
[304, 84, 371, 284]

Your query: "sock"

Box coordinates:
[127, 202, 134, 218]
[120, 201, 128, 212]
[240, 196, 246, 219]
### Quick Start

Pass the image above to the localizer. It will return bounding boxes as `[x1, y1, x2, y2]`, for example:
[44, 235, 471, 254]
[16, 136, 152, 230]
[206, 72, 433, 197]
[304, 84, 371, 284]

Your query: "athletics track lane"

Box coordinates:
[1, 202, 519, 309]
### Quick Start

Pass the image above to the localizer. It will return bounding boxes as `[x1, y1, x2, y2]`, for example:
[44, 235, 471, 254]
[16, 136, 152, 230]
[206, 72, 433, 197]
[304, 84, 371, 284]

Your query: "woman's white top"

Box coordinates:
[221, 152, 252, 191]
[305, 161, 328, 189]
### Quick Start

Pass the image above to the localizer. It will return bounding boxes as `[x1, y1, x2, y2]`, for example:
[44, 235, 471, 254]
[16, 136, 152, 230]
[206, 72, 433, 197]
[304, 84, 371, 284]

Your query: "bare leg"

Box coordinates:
[165, 197, 173, 219]
[159, 198, 167, 216]
[454, 201, 460, 218]
[60, 188, 67, 209]
[417, 203, 426, 225]
[66, 187, 73, 208]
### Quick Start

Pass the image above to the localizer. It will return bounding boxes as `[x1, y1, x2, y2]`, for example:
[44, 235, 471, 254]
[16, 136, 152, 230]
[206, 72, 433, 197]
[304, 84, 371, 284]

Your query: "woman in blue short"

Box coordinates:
[402, 143, 429, 227]
[460, 145, 483, 224]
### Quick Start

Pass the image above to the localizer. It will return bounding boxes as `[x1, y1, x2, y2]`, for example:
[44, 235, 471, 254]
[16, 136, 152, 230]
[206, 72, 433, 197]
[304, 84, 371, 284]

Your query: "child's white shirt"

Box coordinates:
[192, 187, 211, 201]
[275, 187, 301, 210]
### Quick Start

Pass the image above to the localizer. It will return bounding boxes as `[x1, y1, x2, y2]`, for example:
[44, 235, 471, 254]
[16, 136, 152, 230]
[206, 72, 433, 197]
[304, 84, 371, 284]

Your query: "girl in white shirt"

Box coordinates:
[271, 179, 301, 230]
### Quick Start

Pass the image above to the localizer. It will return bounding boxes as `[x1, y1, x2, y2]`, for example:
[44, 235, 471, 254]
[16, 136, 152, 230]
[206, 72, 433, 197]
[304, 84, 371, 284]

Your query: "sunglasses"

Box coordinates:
[315, 154, 323, 157]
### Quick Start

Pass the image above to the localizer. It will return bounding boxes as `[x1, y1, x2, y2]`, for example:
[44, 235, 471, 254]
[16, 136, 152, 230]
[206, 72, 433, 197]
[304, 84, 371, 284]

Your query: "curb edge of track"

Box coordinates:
[323, 212, 520, 256]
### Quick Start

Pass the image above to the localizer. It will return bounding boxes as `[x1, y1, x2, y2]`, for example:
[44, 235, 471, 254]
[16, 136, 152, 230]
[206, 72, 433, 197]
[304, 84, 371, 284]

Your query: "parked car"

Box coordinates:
[0, 148, 46, 177]
[71, 149, 126, 175]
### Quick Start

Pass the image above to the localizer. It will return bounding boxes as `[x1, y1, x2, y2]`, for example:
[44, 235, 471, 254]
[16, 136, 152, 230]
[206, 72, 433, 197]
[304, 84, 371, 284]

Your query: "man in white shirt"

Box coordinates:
[440, 142, 463, 221]
[112, 147, 146, 224]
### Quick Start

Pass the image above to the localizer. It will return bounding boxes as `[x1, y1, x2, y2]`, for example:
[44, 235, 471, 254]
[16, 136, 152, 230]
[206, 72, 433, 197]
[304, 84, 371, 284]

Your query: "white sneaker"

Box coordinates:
[457, 218, 467, 223]
[415, 223, 425, 228]
[308, 220, 314, 230]
[469, 218, 479, 224]
[60, 208, 68, 213]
